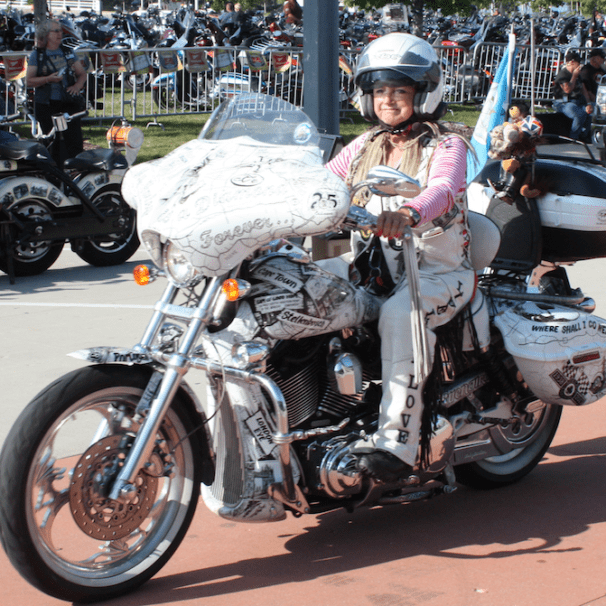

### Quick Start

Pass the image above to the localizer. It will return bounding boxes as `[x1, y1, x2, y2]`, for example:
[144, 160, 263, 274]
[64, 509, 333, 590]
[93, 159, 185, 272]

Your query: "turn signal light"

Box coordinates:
[222, 279, 241, 301]
[134, 264, 151, 286]
[221, 278, 252, 302]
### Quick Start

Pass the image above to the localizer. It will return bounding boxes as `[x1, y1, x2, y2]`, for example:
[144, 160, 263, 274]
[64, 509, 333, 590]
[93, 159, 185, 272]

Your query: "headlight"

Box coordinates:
[163, 241, 202, 287]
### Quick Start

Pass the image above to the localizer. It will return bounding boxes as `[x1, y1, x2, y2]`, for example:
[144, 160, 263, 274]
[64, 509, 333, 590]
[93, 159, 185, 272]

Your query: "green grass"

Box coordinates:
[83, 114, 211, 163]
[79, 104, 482, 165]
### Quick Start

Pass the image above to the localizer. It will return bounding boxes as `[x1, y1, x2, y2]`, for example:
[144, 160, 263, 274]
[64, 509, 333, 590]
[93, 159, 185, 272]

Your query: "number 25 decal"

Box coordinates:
[311, 192, 338, 209]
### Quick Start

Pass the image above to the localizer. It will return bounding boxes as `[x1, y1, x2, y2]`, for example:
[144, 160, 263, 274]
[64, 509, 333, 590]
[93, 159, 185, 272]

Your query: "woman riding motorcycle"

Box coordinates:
[326, 33, 475, 481]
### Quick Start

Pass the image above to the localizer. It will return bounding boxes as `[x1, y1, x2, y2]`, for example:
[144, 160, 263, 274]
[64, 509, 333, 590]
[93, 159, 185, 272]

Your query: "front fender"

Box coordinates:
[69, 346, 154, 365]
[71, 356, 215, 486]
[151, 72, 176, 89]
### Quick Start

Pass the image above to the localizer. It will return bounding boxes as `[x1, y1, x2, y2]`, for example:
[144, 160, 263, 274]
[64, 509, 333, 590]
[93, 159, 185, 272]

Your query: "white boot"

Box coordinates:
[372, 356, 425, 467]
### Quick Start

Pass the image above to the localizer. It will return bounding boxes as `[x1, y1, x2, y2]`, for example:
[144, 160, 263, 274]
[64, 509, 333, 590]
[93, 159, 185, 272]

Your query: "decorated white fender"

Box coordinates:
[76, 170, 126, 200]
[0, 175, 77, 210]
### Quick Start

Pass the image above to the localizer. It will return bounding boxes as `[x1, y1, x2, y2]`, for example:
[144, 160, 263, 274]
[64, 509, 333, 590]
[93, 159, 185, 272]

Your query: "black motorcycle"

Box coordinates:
[0, 111, 140, 282]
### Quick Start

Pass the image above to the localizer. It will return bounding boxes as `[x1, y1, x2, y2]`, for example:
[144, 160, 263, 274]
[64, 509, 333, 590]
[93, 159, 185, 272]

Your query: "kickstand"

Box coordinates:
[146, 116, 165, 130]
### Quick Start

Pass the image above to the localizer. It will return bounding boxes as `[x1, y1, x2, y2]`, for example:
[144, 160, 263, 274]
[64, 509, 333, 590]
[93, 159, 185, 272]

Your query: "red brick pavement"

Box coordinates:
[2, 404, 606, 606]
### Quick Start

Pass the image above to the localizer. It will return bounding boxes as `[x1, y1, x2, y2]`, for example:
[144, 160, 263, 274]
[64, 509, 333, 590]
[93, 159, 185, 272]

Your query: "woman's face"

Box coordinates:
[46, 23, 63, 48]
[373, 84, 416, 126]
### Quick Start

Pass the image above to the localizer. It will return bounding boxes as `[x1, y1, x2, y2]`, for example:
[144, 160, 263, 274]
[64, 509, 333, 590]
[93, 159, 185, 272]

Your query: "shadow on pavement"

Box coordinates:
[0, 259, 148, 297]
[91, 447, 606, 606]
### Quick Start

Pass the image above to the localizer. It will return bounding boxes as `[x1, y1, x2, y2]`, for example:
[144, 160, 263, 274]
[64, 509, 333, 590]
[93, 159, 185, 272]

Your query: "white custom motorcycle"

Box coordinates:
[1, 94, 605, 603]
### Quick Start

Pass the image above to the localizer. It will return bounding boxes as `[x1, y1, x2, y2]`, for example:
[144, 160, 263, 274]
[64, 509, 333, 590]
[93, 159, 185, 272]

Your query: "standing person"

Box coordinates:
[552, 49, 593, 141]
[325, 33, 475, 481]
[579, 48, 606, 103]
[229, 2, 248, 44]
[26, 19, 87, 164]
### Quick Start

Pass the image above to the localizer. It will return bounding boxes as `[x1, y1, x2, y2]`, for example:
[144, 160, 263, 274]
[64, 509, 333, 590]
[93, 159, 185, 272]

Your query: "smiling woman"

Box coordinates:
[325, 32, 477, 483]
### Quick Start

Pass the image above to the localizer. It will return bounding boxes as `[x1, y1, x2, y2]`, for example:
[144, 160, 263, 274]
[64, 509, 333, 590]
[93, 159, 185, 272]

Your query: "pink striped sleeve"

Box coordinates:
[405, 136, 467, 225]
[325, 133, 369, 179]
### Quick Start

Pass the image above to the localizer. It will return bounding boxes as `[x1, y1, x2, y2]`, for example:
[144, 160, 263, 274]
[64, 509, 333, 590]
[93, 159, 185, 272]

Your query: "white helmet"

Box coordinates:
[354, 33, 444, 122]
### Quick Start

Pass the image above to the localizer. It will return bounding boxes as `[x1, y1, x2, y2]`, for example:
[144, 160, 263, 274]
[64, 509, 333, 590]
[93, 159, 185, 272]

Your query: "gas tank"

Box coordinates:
[247, 247, 381, 340]
[468, 159, 606, 263]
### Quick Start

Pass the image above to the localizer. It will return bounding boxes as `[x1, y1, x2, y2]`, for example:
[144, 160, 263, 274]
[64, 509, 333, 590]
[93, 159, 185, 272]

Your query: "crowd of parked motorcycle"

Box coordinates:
[0, 3, 605, 116]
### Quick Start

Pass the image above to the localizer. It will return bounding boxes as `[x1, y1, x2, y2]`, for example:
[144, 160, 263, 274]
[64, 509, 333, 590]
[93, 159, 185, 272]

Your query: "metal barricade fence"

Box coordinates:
[0, 42, 583, 127]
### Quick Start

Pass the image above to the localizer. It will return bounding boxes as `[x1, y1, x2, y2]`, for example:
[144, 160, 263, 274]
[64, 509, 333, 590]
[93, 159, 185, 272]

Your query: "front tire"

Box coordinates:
[456, 401, 562, 489]
[74, 185, 140, 266]
[0, 365, 203, 603]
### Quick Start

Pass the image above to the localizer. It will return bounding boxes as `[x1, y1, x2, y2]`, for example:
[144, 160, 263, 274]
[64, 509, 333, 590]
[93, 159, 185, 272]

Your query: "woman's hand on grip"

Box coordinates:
[375, 208, 414, 239]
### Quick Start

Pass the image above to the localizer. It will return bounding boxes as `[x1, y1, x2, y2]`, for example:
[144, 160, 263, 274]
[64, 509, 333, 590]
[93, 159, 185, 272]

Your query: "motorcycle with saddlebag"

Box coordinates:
[1, 94, 606, 602]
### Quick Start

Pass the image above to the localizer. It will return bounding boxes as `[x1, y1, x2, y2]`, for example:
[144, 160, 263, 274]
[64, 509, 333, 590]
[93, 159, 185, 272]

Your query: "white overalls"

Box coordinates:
[352, 142, 476, 466]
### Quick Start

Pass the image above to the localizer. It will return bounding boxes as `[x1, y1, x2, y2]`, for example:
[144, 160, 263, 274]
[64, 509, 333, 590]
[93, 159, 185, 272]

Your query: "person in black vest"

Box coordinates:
[552, 49, 593, 141]
[579, 48, 606, 104]
[26, 19, 87, 164]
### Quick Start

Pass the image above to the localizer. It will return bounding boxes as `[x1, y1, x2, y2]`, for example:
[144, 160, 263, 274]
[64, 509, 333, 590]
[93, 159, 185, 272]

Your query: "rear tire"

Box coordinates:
[74, 185, 140, 266]
[456, 402, 562, 489]
[0, 198, 64, 276]
[0, 365, 203, 603]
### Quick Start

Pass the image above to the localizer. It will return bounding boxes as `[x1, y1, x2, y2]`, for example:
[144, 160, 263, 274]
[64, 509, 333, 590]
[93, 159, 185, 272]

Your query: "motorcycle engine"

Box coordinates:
[305, 434, 364, 498]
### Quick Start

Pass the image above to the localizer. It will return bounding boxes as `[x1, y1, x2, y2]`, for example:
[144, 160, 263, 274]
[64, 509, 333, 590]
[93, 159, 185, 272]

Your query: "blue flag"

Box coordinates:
[467, 45, 517, 183]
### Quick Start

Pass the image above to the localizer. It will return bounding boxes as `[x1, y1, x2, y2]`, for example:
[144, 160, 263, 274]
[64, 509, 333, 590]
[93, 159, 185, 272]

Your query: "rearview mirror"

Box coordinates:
[366, 165, 421, 198]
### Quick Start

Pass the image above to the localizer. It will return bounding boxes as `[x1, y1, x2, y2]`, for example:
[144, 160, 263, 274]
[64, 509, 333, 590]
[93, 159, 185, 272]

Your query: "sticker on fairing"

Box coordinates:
[245, 410, 276, 456]
[255, 292, 304, 314]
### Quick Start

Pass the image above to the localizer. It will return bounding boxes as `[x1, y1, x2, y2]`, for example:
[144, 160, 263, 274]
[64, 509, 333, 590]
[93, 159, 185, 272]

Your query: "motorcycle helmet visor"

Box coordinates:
[358, 70, 419, 93]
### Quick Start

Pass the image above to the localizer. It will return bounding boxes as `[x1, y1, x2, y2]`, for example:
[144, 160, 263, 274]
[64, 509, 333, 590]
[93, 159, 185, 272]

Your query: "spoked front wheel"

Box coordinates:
[0, 365, 204, 603]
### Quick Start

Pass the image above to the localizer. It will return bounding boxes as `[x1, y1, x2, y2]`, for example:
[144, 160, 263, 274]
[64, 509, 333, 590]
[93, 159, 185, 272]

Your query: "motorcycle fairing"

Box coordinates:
[0, 176, 78, 210]
[493, 298, 606, 406]
[122, 137, 350, 276]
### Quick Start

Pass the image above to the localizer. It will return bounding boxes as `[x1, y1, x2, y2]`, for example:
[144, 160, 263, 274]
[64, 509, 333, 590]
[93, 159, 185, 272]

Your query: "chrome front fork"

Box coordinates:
[108, 277, 223, 501]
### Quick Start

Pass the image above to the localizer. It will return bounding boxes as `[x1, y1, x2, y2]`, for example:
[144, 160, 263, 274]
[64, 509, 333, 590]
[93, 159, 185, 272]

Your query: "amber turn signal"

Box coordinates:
[222, 278, 241, 302]
[133, 264, 151, 286]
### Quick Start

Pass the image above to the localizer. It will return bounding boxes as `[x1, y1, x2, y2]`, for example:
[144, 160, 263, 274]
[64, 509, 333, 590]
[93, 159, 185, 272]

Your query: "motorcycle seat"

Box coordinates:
[64, 149, 128, 172]
[0, 140, 52, 162]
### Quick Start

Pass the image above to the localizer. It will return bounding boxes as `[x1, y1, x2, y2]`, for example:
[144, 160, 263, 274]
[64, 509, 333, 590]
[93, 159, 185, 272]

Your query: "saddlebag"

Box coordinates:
[493, 299, 606, 406]
[468, 159, 606, 264]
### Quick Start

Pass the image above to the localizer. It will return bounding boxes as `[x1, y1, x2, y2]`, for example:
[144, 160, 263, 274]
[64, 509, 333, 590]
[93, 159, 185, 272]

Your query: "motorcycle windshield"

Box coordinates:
[199, 93, 321, 148]
[122, 93, 349, 277]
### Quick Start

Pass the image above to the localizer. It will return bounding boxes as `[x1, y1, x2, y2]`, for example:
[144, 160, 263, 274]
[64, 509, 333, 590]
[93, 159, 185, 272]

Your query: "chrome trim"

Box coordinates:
[109, 277, 224, 500]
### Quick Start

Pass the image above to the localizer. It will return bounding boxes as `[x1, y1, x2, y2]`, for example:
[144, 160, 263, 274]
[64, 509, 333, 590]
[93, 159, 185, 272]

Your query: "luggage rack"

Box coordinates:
[535, 134, 602, 165]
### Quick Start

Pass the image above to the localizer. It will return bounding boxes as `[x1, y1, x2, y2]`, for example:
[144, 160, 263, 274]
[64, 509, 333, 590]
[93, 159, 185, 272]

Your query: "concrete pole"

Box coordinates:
[302, 0, 340, 135]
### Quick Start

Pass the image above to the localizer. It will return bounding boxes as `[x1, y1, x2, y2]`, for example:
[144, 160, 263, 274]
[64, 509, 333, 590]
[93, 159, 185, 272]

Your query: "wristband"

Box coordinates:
[401, 206, 421, 226]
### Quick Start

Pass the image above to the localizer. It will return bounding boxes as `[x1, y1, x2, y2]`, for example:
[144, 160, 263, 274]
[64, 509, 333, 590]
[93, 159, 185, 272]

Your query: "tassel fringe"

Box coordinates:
[401, 227, 431, 383]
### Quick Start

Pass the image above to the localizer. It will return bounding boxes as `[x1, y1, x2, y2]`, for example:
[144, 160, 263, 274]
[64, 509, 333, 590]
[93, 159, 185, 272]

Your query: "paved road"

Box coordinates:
[1, 250, 606, 606]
